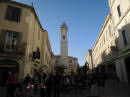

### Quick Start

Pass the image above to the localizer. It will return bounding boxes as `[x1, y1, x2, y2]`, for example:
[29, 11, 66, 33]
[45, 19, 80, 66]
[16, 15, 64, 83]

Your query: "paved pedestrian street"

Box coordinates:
[0, 80, 130, 97]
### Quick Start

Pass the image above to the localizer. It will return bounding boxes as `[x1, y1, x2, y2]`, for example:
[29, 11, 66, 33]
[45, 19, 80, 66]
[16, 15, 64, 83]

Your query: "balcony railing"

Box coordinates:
[0, 43, 26, 59]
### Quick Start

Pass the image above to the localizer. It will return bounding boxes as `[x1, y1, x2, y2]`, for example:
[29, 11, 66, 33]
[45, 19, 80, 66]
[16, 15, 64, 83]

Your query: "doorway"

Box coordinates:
[125, 57, 130, 84]
[0, 59, 19, 87]
[107, 63, 117, 79]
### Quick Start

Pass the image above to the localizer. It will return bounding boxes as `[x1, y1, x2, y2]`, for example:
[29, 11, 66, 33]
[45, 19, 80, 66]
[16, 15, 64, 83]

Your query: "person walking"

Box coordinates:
[40, 80, 46, 97]
[53, 72, 61, 97]
[24, 73, 30, 87]
[33, 74, 39, 95]
[42, 72, 47, 82]
[6, 72, 12, 97]
[6, 71, 19, 97]
[45, 74, 53, 97]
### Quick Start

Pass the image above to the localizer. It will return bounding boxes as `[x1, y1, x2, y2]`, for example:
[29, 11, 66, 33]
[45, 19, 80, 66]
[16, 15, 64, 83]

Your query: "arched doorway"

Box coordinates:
[0, 59, 19, 86]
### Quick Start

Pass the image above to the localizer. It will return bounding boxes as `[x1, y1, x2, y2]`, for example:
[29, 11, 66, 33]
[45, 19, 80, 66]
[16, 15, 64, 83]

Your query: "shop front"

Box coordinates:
[0, 59, 19, 86]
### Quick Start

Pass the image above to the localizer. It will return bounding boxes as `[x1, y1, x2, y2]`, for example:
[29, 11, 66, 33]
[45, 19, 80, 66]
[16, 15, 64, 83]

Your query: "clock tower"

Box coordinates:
[55, 23, 78, 75]
[60, 22, 68, 59]
[60, 22, 68, 66]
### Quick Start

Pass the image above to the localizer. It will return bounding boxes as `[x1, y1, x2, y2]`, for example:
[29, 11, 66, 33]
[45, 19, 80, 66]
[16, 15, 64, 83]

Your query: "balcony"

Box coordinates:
[0, 43, 26, 59]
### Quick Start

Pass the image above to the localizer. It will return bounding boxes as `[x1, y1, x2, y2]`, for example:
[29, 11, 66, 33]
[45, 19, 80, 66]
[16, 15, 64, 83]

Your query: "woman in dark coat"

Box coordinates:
[45, 74, 53, 97]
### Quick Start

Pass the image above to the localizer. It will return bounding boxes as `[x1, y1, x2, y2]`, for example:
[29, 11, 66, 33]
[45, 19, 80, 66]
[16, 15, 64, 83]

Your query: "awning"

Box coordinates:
[102, 58, 115, 65]
[0, 65, 18, 68]
[102, 49, 130, 65]
[116, 49, 130, 60]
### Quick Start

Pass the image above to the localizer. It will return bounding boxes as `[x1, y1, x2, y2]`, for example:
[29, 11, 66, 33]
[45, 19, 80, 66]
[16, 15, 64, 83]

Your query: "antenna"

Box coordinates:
[31, 0, 34, 7]
[31, 2, 33, 7]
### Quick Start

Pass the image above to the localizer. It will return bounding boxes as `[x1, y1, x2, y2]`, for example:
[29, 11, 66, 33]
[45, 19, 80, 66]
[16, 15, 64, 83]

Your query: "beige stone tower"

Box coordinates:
[60, 22, 69, 67]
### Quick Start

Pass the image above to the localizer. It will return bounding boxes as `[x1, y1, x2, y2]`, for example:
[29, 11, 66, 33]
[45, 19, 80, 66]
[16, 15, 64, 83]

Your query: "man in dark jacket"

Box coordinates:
[24, 73, 30, 87]
[45, 74, 53, 97]
[53, 72, 61, 97]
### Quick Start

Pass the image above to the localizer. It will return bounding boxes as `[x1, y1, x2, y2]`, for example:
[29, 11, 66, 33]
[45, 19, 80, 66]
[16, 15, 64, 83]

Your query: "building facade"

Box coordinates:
[86, 50, 94, 70]
[0, 0, 53, 86]
[92, 13, 117, 78]
[40, 30, 54, 73]
[109, 0, 130, 83]
[89, 0, 130, 84]
[68, 56, 78, 74]
[55, 55, 78, 75]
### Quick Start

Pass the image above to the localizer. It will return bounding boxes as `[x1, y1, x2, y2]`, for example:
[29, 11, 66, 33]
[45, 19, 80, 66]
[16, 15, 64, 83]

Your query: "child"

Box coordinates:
[26, 82, 34, 97]
[40, 81, 46, 97]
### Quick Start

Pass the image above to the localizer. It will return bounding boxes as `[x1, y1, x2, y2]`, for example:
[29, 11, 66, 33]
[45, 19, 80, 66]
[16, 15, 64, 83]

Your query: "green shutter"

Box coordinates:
[5, 6, 13, 20]
[0, 30, 7, 51]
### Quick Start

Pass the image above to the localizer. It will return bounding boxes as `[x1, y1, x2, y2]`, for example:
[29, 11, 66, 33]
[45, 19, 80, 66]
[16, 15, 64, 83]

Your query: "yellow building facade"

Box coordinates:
[55, 55, 78, 75]
[0, 0, 53, 86]
[86, 50, 94, 70]
[40, 30, 54, 73]
[109, 0, 130, 83]
[92, 13, 117, 78]
[90, 0, 130, 84]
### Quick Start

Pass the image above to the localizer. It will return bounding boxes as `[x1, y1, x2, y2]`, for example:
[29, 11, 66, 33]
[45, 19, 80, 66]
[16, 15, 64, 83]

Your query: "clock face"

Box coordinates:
[63, 35, 65, 39]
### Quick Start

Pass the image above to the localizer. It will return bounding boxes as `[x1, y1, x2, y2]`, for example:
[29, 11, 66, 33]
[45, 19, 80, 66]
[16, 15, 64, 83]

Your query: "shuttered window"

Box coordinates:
[5, 6, 21, 22]
[5, 31, 19, 50]
[117, 5, 121, 17]
[122, 30, 127, 46]
[0, 30, 22, 51]
[0, 30, 7, 51]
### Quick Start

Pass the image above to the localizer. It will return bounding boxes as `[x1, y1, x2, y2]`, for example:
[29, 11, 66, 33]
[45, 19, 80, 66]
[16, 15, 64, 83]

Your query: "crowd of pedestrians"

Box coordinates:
[23, 71, 62, 97]
[5, 68, 119, 97]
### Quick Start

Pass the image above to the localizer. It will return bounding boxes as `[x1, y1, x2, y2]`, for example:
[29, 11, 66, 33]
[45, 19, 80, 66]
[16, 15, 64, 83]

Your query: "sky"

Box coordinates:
[14, 0, 110, 66]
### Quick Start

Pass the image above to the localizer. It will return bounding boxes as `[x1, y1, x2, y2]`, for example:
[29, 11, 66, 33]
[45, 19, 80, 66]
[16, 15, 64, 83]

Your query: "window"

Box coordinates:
[63, 35, 65, 39]
[122, 30, 127, 46]
[33, 51, 40, 59]
[117, 5, 121, 17]
[104, 36, 105, 44]
[69, 64, 72, 66]
[5, 31, 19, 50]
[108, 26, 111, 37]
[56, 60, 58, 63]
[5, 6, 21, 22]
[69, 60, 72, 63]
